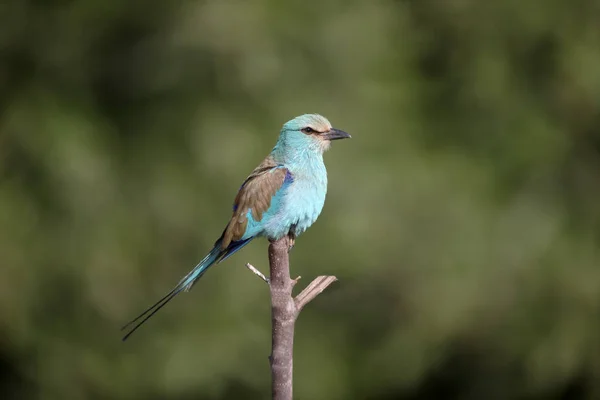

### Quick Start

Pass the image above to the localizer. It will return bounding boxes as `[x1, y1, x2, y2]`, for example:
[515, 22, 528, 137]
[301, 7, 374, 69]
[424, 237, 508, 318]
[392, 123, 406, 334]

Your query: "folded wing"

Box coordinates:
[221, 155, 291, 249]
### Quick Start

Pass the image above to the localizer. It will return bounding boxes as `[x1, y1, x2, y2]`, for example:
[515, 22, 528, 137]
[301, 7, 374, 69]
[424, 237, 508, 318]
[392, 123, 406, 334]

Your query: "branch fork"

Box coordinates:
[244, 265, 337, 319]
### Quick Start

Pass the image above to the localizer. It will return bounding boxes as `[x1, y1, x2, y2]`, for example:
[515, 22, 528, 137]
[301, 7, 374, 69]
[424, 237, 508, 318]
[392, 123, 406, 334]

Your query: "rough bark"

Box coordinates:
[268, 237, 296, 400]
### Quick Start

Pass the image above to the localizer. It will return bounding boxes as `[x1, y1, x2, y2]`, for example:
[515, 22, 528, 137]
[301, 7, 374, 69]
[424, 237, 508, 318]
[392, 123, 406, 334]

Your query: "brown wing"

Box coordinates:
[221, 156, 288, 249]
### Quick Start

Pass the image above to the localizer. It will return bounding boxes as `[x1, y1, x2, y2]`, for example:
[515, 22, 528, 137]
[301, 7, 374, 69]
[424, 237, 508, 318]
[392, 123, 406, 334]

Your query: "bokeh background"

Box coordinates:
[2, 0, 600, 399]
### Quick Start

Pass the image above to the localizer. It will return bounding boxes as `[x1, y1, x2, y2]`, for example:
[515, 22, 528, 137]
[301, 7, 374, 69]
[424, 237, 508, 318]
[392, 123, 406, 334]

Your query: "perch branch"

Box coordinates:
[268, 237, 296, 400]
[244, 236, 337, 400]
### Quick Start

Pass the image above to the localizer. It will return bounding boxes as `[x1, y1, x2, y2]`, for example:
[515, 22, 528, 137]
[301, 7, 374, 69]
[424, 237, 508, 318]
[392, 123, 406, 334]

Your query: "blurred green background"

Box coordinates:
[2, 0, 600, 399]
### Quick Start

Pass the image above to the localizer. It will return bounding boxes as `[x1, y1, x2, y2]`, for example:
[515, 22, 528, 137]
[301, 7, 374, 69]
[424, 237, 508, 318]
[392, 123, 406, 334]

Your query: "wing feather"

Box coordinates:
[221, 156, 289, 249]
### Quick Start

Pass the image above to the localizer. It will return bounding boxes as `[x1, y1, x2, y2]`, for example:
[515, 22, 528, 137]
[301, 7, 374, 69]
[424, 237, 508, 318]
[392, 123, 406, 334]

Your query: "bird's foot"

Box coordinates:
[288, 226, 297, 252]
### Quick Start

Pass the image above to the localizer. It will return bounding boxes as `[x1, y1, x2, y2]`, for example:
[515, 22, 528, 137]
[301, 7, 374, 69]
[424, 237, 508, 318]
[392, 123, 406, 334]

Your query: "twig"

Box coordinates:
[246, 263, 270, 284]
[247, 236, 338, 400]
[294, 275, 337, 312]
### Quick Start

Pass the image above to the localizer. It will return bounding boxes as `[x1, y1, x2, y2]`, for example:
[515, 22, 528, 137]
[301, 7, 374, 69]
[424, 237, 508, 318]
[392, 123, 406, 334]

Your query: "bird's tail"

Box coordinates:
[121, 244, 223, 341]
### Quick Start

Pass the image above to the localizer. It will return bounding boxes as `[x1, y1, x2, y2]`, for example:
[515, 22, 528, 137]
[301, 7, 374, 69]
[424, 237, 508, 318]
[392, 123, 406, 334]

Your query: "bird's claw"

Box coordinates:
[288, 225, 297, 252]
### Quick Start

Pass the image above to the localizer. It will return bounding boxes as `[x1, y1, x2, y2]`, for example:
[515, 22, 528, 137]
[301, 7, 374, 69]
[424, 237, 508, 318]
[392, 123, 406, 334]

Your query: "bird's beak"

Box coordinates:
[322, 128, 351, 141]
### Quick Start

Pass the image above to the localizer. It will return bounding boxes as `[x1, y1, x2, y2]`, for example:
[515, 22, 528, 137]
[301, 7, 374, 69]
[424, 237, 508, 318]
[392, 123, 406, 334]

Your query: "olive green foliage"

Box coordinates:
[2, 0, 600, 399]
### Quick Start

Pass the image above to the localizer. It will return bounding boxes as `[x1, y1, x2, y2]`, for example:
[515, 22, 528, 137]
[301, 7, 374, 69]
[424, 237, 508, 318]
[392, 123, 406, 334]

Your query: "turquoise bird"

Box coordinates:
[122, 114, 350, 340]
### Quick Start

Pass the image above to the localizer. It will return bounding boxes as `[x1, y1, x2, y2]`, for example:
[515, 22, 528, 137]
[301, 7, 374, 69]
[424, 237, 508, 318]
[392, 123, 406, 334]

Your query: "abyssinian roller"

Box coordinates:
[122, 114, 351, 340]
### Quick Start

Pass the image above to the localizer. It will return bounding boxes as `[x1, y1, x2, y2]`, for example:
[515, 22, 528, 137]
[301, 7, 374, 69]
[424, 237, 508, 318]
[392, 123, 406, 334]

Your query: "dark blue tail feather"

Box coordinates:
[121, 236, 254, 341]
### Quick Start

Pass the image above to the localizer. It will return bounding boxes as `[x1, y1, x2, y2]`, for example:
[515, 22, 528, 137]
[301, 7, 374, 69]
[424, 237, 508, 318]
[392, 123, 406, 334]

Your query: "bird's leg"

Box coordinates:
[288, 225, 297, 252]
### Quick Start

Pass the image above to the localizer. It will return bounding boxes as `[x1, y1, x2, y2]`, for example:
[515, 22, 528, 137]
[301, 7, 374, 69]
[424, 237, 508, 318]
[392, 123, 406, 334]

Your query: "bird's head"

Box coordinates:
[279, 114, 351, 153]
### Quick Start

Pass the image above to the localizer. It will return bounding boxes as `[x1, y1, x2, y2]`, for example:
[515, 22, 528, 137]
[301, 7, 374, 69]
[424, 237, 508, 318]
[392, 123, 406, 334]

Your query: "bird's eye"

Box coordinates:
[301, 127, 315, 134]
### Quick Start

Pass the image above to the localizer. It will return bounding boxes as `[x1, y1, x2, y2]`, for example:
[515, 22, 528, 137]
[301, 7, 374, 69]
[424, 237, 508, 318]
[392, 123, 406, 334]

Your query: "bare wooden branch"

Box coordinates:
[268, 236, 296, 400]
[263, 235, 337, 400]
[294, 275, 337, 312]
[246, 263, 270, 284]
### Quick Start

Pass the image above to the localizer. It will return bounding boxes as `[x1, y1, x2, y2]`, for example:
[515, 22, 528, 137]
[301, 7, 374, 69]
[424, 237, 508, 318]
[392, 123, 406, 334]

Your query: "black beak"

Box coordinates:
[322, 128, 351, 141]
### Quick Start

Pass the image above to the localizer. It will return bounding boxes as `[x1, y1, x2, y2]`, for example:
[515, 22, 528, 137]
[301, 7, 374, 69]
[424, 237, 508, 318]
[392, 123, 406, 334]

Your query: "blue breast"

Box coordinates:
[243, 155, 328, 241]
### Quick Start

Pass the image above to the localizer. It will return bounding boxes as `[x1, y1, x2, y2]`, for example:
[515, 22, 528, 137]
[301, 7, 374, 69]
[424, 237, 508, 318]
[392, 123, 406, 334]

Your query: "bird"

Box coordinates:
[121, 114, 350, 340]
